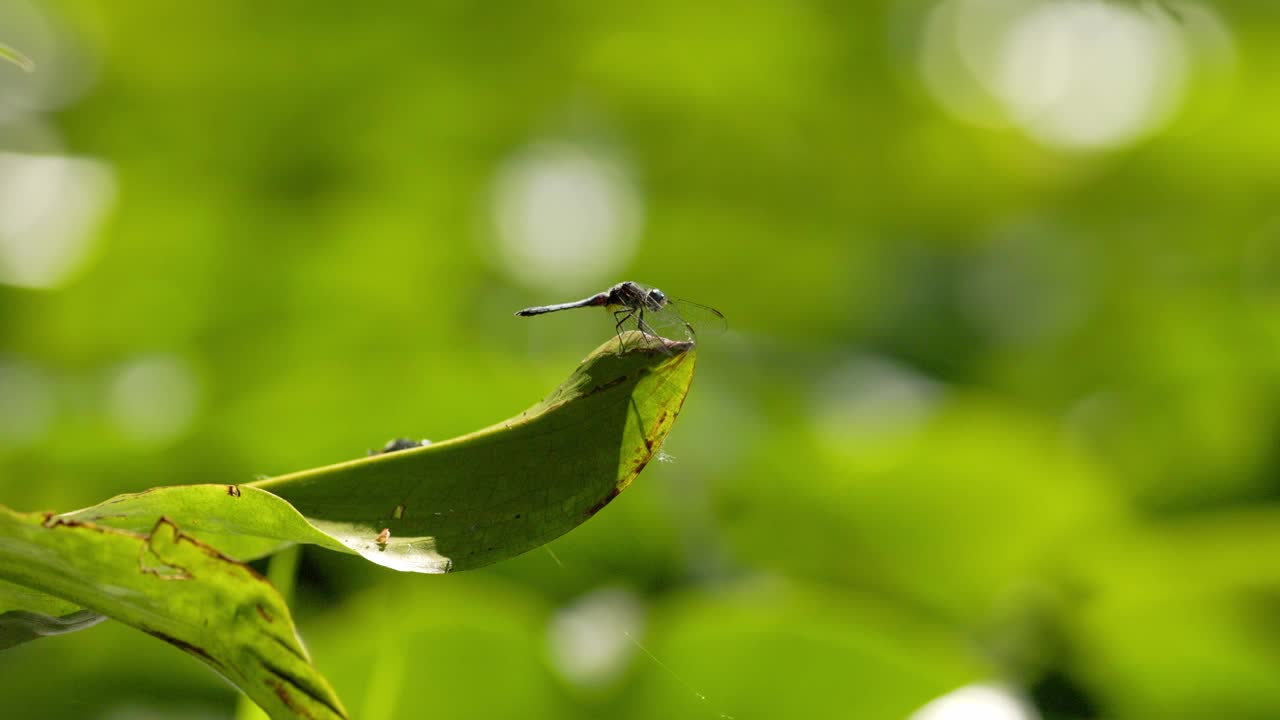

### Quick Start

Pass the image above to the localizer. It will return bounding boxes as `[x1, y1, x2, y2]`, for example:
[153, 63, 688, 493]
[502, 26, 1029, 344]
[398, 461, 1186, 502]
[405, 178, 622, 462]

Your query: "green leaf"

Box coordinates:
[0, 331, 696, 712]
[0, 43, 35, 72]
[64, 332, 696, 573]
[0, 578, 105, 649]
[0, 509, 347, 719]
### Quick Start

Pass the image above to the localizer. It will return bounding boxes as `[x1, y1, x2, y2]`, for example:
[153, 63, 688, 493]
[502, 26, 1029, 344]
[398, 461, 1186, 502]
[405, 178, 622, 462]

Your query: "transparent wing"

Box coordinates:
[671, 299, 727, 336]
[631, 298, 726, 342]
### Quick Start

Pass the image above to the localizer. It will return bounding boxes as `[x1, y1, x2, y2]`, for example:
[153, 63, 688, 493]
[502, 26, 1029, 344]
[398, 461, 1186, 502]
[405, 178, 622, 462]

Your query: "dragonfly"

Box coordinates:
[515, 281, 725, 346]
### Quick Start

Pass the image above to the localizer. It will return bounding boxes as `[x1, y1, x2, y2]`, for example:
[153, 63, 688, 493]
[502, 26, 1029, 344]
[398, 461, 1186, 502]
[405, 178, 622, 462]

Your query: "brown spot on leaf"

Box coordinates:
[227, 484, 241, 497]
[145, 629, 222, 668]
[586, 375, 628, 396]
[147, 517, 274, 584]
[584, 488, 622, 518]
[138, 538, 193, 580]
[260, 657, 347, 718]
[41, 514, 83, 530]
[376, 528, 390, 550]
[256, 604, 274, 623]
[266, 678, 315, 719]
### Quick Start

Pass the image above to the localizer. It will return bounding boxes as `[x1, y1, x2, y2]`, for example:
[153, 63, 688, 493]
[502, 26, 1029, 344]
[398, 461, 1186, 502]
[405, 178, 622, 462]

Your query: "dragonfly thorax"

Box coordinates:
[610, 281, 668, 311]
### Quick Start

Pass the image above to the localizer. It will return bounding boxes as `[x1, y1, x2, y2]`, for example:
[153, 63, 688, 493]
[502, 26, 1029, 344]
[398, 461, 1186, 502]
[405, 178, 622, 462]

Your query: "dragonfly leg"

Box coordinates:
[634, 309, 673, 353]
[637, 308, 652, 341]
[613, 310, 633, 349]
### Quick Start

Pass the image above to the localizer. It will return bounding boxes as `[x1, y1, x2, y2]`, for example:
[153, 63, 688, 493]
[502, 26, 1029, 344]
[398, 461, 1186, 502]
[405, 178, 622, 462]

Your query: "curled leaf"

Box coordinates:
[64, 332, 697, 572]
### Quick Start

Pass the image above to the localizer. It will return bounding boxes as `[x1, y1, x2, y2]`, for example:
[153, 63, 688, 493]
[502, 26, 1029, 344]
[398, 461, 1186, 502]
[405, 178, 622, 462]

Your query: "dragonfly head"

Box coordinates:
[647, 288, 667, 308]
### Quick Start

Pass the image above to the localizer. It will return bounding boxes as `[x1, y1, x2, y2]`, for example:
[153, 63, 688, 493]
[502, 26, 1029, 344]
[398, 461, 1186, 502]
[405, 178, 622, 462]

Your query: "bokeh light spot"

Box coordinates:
[999, 1, 1187, 149]
[106, 355, 200, 446]
[919, 0, 1212, 150]
[548, 586, 644, 690]
[911, 683, 1040, 720]
[918, 0, 1023, 128]
[0, 152, 115, 289]
[492, 141, 641, 291]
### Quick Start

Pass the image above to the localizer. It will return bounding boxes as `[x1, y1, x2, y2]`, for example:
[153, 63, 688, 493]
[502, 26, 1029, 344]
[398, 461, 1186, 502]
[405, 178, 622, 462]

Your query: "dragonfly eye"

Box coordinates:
[649, 289, 667, 305]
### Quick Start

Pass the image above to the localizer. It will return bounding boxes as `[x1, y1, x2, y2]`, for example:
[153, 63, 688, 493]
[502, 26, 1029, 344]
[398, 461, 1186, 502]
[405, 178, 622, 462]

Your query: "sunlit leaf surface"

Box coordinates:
[61, 332, 695, 573]
[0, 509, 346, 719]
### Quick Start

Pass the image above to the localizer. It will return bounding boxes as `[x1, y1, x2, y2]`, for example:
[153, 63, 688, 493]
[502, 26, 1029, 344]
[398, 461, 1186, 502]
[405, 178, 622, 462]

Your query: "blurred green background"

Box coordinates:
[2, 0, 1279, 718]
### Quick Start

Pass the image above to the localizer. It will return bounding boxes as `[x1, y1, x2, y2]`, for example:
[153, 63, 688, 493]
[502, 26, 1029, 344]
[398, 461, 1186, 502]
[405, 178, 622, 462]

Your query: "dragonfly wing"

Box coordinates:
[635, 307, 694, 342]
[671, 299, 727, 336]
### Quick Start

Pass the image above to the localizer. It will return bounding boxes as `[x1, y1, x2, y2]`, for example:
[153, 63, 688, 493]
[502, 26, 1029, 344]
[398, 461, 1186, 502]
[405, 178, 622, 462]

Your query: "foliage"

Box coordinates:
[2, 1, 1279, 718]
[0, 335, 694, 717]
